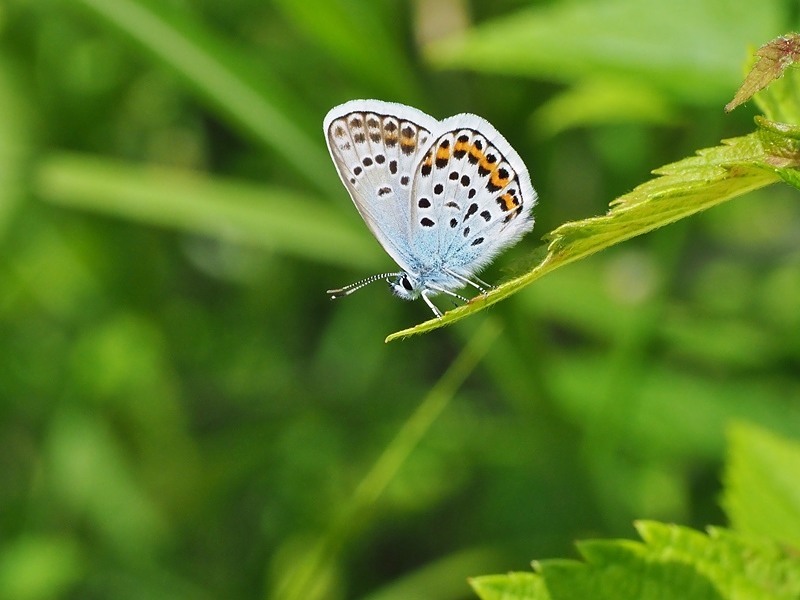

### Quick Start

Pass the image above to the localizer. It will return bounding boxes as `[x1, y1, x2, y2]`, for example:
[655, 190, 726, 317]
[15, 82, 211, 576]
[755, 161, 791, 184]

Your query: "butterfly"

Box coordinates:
[324, 100, 537, 317]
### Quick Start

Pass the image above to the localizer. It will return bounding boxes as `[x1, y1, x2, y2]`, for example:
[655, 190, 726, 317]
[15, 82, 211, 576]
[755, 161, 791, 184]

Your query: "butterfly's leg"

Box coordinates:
[473, 275, 493, 290]
[427, 284, 469, 303]
[443, 269, 492, 295]
[420, 290, 443, 318]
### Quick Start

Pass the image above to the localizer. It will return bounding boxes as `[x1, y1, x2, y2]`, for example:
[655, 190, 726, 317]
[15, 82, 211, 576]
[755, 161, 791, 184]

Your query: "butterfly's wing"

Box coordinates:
[409, 113, 536, 282]
[324, 100, 440, 272]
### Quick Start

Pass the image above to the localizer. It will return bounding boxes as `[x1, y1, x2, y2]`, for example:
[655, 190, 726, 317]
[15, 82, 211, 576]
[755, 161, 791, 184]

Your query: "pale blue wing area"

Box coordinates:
[409, 113, 537, 287]
[324, 100, 440, 272]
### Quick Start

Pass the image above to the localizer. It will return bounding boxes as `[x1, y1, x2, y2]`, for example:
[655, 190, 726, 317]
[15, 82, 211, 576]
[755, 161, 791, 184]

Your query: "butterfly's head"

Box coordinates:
[387, 272, 421, 301]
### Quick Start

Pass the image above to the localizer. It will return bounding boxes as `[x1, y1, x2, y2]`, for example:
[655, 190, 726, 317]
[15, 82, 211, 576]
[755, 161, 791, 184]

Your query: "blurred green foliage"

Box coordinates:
[1, 0, 799, 599]
[472, 422, 800, 599]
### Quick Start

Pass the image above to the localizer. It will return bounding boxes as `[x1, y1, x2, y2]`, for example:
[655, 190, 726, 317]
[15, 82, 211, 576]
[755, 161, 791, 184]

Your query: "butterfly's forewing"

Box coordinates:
[410, 114, 536, 277]
[324, 100, 439, 272]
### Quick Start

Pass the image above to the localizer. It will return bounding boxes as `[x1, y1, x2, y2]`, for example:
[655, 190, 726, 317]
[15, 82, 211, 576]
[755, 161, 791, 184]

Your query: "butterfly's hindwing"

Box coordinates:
[410, 115, 536, 278]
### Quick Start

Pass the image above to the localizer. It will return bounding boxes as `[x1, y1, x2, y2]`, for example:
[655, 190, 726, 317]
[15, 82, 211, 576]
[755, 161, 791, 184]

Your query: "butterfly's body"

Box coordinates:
[324, 100, 536, 317]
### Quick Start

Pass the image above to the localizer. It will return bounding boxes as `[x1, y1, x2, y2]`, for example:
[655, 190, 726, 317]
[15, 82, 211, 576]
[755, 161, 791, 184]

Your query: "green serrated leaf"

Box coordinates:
[723, 422, 800, 549]
[472, 522, 800, 599]
[506, 522, 800, 600]
[755, 116, 800, 173]
[469, 572, 548, 600]
[541, 537, 724, 600]
[426, 0, 782, 105]
[638, 521, 800, 599]
[386, 134, 780, 342]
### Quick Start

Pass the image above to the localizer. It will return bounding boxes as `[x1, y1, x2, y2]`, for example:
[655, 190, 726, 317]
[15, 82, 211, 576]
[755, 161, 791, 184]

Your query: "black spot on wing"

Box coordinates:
[463, 203, 478, 220]
[454, 134, 469, 159]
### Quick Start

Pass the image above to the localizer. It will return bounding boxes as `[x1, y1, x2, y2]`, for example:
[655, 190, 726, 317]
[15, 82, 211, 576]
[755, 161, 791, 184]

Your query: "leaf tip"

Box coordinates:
[726, 33, 800, 113]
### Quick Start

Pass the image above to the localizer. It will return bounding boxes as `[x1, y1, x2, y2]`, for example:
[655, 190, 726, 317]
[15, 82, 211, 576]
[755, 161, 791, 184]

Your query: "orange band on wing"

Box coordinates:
[468, 145, 484, 164]
[498, 192, 520, 211]
[454, 139, 470, 156]
[400, 139, 416, 154]
[490, 169, 510, 189]
[479, 154, 497, 173]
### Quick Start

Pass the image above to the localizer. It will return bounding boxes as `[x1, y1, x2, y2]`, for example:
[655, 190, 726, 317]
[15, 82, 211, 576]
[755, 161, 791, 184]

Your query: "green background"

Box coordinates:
[1, 0, 799, 598]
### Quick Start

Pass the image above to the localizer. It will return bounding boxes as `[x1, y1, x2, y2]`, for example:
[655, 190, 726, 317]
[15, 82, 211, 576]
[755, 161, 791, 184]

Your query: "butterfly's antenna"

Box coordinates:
[327, 272, 403, 299]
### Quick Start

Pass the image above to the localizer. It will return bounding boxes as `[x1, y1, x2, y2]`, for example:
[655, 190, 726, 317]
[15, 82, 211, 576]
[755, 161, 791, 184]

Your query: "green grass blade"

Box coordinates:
[533, 78, 679, 136]
[273, 319, 502, 600]
[0, 58, 32, 242]
[34, 153, 382, 270]
[70, 0, 337, 193]
[386, 133, 781, 341]
[361, 547, 510, 600]
[271, 0, 424, 103]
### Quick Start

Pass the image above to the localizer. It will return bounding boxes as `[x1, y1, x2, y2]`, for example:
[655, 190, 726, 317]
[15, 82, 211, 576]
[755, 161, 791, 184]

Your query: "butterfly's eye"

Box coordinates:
[387, 273, 419, 302]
